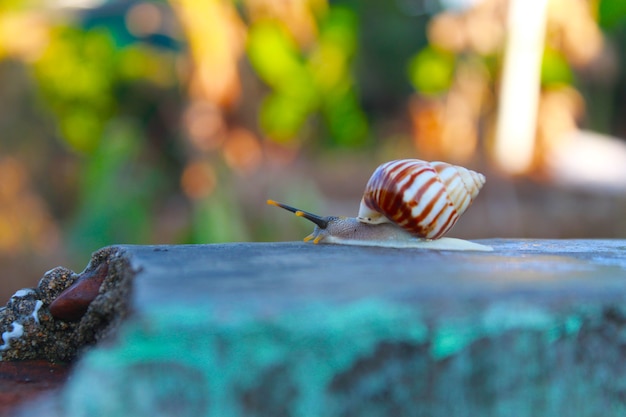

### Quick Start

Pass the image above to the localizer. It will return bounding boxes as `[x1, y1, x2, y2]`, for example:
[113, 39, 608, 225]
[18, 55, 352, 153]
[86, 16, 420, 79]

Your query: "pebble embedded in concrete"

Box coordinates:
[0, 247, 130, 363]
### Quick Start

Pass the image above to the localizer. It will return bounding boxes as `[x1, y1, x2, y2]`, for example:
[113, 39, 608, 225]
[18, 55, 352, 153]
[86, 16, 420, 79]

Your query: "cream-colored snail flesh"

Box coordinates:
[268, 159, 493, 252]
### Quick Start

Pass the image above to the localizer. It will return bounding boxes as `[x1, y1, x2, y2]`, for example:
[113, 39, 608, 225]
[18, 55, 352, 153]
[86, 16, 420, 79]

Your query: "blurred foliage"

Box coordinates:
[0, 0, 626, 276]
[31, 22, 182, 256]
[68, 120, 164, 251]
[248, 6, 368, 146]
[34, 26, 177, 153]
[541, 47, 574, 86]
[597, 0, 626, 30]
[407, 46, 456, 95]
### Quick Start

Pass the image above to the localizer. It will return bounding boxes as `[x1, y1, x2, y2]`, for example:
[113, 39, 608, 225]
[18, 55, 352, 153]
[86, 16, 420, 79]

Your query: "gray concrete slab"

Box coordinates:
[125, 240, 626, 314]
[10, 240, 626, 417]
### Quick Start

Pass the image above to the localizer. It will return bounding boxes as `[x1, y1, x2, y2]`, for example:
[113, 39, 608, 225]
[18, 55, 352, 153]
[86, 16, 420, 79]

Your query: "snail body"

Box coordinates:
[268, 159, 492, 252]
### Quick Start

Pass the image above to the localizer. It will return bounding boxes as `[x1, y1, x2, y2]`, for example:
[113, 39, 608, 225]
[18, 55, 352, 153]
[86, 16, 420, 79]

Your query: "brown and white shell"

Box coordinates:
[357, 159, 486, 239]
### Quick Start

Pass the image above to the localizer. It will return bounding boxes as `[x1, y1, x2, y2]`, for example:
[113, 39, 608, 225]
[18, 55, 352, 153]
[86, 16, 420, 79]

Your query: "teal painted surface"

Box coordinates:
[432, 301, 558, 359]
[62, 301, 429, 417]
[56, 298, 626, 417]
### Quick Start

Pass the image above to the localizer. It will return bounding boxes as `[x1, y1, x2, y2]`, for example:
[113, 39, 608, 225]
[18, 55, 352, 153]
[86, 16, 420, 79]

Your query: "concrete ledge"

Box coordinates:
[8, 240, 626, 416]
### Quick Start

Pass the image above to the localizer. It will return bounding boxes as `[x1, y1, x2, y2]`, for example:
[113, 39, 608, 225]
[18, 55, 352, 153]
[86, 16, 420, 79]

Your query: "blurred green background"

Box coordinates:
[2, 0, 626, 299]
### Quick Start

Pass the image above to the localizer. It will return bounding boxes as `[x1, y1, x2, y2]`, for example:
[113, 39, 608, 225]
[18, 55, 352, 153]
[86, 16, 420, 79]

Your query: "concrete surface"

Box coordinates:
[10, 240, 626, 416]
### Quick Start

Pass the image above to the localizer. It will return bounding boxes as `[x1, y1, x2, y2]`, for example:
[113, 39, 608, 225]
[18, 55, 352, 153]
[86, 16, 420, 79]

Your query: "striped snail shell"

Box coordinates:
[357, 159, 486, 239]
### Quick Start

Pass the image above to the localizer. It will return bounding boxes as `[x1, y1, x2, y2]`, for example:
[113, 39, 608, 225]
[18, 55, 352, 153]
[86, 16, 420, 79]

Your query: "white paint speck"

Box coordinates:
[31, 300, 43, 325]
[0, 322, 24, 351]
[11, 288, 34, 299]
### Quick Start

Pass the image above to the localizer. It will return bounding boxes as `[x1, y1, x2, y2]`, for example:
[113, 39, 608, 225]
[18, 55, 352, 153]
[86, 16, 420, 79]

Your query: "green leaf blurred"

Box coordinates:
[247, 5, 367, 146]
[541, 48, 574, 86]
[407, 46, 455, 96]
[34, 27, 117, 153]
[259, 93, 311, 143]
[67, 120, 161, 254]
[598, 0, 626, 30]
[247, 21, 312, 94]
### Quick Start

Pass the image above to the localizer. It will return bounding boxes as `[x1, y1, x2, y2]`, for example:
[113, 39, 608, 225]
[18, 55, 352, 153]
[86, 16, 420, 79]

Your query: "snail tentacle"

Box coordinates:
[267, 200, 329, 229]
[268, 200, 332, 243]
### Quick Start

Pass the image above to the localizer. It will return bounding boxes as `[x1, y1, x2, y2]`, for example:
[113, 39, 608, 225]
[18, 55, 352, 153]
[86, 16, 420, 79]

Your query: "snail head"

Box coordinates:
[267, 199, 414, 245]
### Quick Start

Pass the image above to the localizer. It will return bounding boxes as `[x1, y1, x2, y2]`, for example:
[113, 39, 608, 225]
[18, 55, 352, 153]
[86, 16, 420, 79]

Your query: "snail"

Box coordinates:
[268, 159, 492, 251]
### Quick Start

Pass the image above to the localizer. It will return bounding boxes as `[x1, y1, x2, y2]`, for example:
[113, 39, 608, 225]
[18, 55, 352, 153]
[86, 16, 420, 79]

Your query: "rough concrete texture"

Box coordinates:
[11, 240, 626, 416]
[0, 247, 132, 363]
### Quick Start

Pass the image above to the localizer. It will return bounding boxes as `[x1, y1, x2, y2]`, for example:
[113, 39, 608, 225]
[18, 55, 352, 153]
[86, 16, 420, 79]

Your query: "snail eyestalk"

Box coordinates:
[295, 211, 330, 230]
[267, 200, 329, 229]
